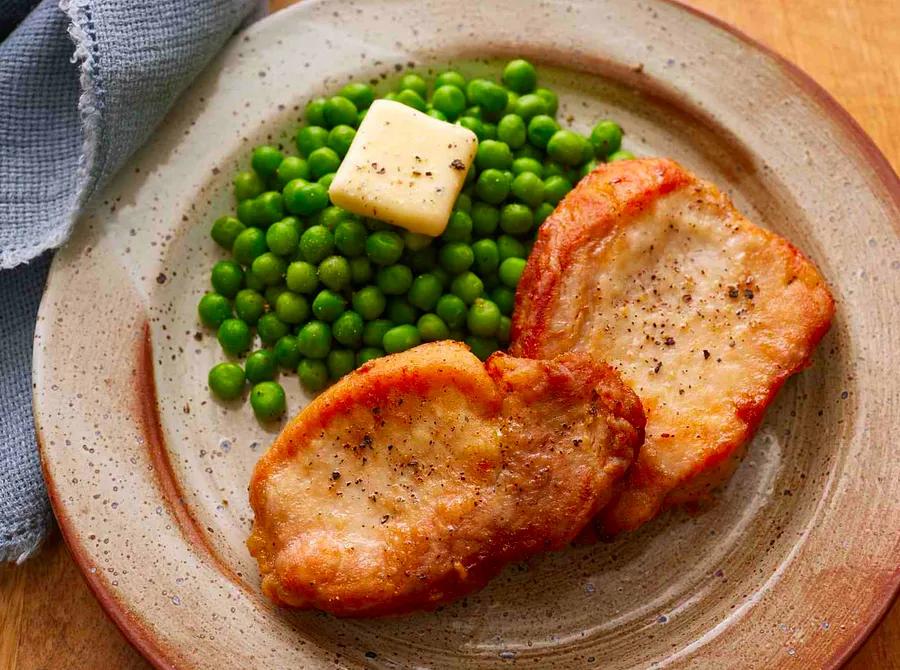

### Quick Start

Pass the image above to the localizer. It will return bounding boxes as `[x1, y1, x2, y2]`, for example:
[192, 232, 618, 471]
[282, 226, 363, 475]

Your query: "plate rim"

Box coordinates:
[34, 1, 900, 668]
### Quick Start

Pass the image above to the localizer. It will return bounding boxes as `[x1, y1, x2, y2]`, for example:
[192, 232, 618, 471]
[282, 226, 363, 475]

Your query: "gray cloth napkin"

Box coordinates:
[0, 0, 261, 562]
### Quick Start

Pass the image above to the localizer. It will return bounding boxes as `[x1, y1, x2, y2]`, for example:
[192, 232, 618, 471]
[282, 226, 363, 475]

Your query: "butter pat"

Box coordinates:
[328, 100, 477, 236]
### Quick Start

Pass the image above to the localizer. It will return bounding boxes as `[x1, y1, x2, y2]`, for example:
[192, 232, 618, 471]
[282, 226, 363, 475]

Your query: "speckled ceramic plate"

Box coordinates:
[33, 1, 900, 668]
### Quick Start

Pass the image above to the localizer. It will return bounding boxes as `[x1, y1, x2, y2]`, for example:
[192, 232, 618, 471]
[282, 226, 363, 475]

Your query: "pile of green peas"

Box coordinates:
[199, 58, 631, 421]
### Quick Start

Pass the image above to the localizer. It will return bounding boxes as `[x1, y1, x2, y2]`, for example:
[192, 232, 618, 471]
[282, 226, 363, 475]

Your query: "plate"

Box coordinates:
[33, 0, 900, 667]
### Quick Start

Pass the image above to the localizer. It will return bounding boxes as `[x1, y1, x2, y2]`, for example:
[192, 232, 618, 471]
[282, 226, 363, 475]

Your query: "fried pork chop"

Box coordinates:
[247, 341, 644, 616]
[511, 158, 834, 535]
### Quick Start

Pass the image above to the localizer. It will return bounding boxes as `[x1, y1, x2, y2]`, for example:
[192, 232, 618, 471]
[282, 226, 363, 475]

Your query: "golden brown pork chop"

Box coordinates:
[511, 158, 834, 535]
[247, 341, 644, 616]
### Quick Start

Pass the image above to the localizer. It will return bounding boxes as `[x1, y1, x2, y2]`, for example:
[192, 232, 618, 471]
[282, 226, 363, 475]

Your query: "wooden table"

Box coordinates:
[1, 1, 897, 668]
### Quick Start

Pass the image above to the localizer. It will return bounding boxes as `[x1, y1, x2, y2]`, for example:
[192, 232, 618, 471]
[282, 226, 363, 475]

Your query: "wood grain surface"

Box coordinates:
[1, 1, 897, 668]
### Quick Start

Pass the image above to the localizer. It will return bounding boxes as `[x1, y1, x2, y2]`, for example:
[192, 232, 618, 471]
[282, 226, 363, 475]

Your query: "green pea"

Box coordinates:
[250, 252, 286, 286]
[317, 205, 350, 230]
[327, 349, 356, 380]
[352, 285, 387, 320]
[408, 273, 443, 311]
[431, 85, 467, 120]
[312, 289, 346, 322]
[250, 381, 286, 421]
[236, 198, 264, 227]
[264, 285, 287, 307]
[497, 315, 512, 344]
[475, 139, 513, 171]
[402, 231, 433, 252]
[275, 291, 309, 324]
[442, 210, 473, 243]
[245, 349, 278, 383]
[334, 220, 367, 256]
[323, 96, 358, 128]
[233, 170, 264, 201]
[467, 298, 501, 337]
[471, 202, 500, 237]
[451, 271, 484, 305]
[339, 82, 375, 110]
[273, 156, 308, 189]
[283, 180, 329, 216]
[500, 203, 533, 235]
[472, 239, 500, 276]
[211, 216, 245, 250]
[217, 318, 252, 356]
[535, 87, 559, 116]
[399, 73, 428, 97]
[396, 88, 427, 112]
[457, 116, 486, 141]
[499, 257, 527, 288]
[527, 115, 560, 150]
[317, 255, 352, 291]
[408, 245, 439, 273]
[534, 201, 555, 226]
[466, 335, 499, 361]
[258, 191, 286, 225]
[208, 362, 245, 400]
[298, 358, 329, 392]
[232, 227, 267, 266]
[497, 114, 527, 148]
[466, 79, 508, 115]
[332, 310, 364, 347]
[542, 161, 566, 179]
[198, 292, 232, 328]
[475, 168, 511, 205]
[244, 267, 265, 291]
[363, 319, 394, 348]
[608, 149, 635, 162]
[305, 97, 327, 126]
[439, 242, 474, 275]
[266, 219, 300, 256]
[515, 144, 543, 161]
[274, 335, 302, 370]
[233, 289, 265, 325]
[579, 159, 599, 180]
[547, 129, 589, 166]
[482, 122, 497, 140]
[318, 172, 336, 189]
[307, 146, 341, 179]
[251, 145, 284, 177]
[295, 125, 329, 157]
[210, 260, 243, 298]
[513, 93, 548, 122]
[382, 324, 421, 354]
[543, 175, 573, 204]
[350, 256, 373, 285]
[510, 172, 545, 208]
[328, 124, 356, 158]
[497, 234, 527, 261]
[285, 261, 318, 294]
[435, 294, 467, 329]
[511, 157, 543, 178]
[590, 120, 623, 157]
[490, 286, 516, 316]
[256, 313, 288, 345]
[417, 313, 450, 342]
[376, 264, 413, 295]
[502, 59, 537, 94]
[297, 320, 332, 359]
[453, 190, 472, 211]
[426, 108, 448, 122]
[356, 347, 384, 366]
[366, 230, 404, 265]
[386, 297, 418, 325]
[434, 70, 467, 91]
[299, 225, 335, 264]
